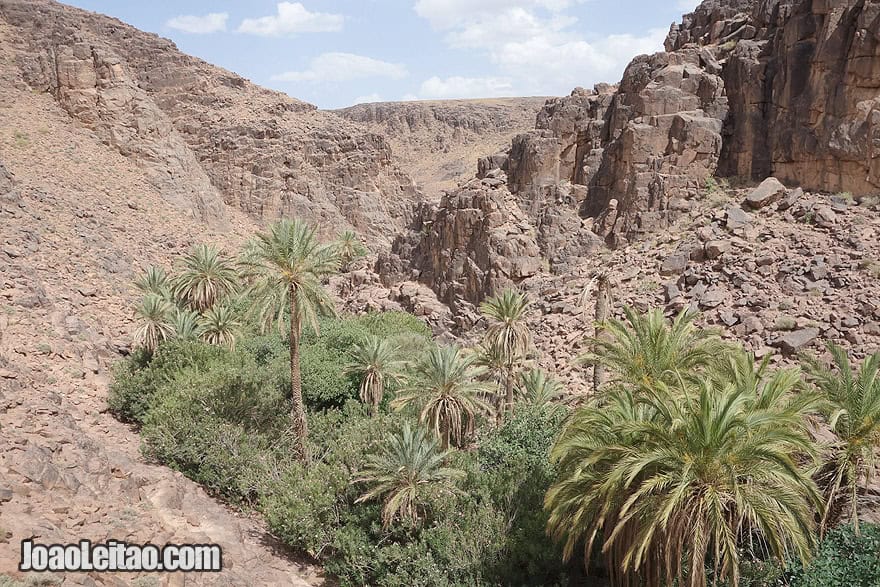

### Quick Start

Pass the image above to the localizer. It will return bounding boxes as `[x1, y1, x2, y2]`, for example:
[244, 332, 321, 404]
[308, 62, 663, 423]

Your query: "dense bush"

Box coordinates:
[475, 405, 570, 584]
[108, 341, 226, 424]
[791, 524, 880, 586]
[299, 312, 432, 410]
[260, 402, 572, 586]
[140, 351, 292, 502]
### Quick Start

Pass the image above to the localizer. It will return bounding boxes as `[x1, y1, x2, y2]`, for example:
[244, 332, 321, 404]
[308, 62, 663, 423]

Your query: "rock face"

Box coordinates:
[715, 0, 880, 194]
[336, 98, 548, 197]
[0, 0, 420, 246]
[382, 181, 544, 316]
[386, 0, 880, 310]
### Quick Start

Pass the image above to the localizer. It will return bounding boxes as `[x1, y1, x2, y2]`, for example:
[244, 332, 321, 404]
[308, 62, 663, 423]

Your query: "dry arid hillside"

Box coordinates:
[336, 98, 549, 196]
[0, 27, 329, 587]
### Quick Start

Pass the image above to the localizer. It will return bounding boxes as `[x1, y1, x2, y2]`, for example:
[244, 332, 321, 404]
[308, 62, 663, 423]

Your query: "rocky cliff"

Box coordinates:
[0, 0, 420, 246]
[385, 0, 880, 314]
[336, 98, 548, 197]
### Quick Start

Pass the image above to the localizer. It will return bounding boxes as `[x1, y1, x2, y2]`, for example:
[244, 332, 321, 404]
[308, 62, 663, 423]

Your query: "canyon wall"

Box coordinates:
[0, 0, 420, 246]
[388, 0, 880, 309]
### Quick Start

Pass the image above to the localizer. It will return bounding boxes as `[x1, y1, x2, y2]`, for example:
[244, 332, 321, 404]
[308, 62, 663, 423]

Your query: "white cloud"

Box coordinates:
[352, 93, 384, 104]
[415, 0, 577, 28]
[166, 12, 228, 34]
[238, 2, 343, 37]
[271, 53, 407, 83]
[418, 76, 516, 99]
[412, 0, 666, 98]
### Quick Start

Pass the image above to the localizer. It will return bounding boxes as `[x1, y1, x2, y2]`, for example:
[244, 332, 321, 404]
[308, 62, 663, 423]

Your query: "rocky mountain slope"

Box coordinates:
[336, 98, 549, 196]
[0, 25, 325, 583]
[0, 0, 422, 248]
[380, 0, 880, 317]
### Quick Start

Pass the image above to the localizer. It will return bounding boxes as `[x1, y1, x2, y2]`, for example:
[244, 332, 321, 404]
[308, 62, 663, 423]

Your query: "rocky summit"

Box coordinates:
[1, 0, 880, 585]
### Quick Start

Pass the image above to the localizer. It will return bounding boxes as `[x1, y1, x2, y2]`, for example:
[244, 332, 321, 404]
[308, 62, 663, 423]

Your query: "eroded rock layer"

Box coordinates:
[387, 0, 880, 309]
[0, 0, 420, 246]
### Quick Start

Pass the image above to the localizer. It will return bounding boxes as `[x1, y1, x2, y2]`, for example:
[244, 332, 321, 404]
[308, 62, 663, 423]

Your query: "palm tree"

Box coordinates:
[803, 343, 880, 535]
[240, 219, 339, 461]
[354, 423, 464, 528]
[334, 230, 367, 270]
[344, 335, 407, 414]
[480, 288, 532, 414]
[546, 363, 821, 587]
[472, 341, 509, 416]
[172, 244, 239, 312]
[579, 307, 727, 392]
[170, 308, 201, 341]
[133, 294, 174, 353]
[199, 304, 239, 349]
[134, 265, 171, 299]
[517, 368, 566, 415]
[392, 345, 493, 449]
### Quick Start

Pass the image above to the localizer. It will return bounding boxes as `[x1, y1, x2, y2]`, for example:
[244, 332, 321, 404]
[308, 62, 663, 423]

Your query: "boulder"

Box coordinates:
[776, 328, 820, 355]
[745, 177, 786, 209]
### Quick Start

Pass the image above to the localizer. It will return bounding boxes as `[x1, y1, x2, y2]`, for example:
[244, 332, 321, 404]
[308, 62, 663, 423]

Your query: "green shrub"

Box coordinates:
[108, 341, 226, 424]
[475, 405, 571, 585]
[791, 524, 880, 587]
[300, 312, 432, 411]
[300, 344, 358, 410]
[140, 353, 292, 502]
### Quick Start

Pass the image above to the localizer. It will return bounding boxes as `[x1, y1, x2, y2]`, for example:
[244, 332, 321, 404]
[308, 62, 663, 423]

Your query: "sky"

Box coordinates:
[62, 0, 703, 109]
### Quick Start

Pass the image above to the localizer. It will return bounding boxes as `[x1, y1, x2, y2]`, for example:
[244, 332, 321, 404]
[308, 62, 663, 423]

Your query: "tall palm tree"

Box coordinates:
[134, 265, 171, 299]
[199, 304, 240, 350]
[334, 230, 367, 270]
[133, 294, 174, 353]
[354, 423, 463, 528]
[172, 244, 239, 312]
[170, 308, 201, 341]
[480, 288, 532, 414]
[472, 341, 509, 416]
[803, 343, 880, 535]
[392, 345, 493, 449]
[344, 335, 407, 414]
[546, 364, 821, 587]
[579, 307, 726, 392]
[240, 219, 339, 461]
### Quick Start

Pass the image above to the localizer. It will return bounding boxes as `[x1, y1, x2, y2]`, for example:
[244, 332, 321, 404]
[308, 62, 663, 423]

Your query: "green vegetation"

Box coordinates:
[344, 335, 407, 414]
[240, 218, 339, 461]
[111, 219, 880, 586]
[480, 288, 532, 414]
[804, 343, 880, 535]
[548, 350, 820, 587]
[392, 345, 493, 449]
[333, 230, 368, 269]
[354, 422, 463, 528]
[791, 524, 880, 586]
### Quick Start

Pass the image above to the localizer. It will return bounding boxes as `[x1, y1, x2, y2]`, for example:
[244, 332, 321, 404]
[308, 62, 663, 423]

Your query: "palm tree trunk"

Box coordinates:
[593, 274, 612, 393]
[289, 287, 310, 463]
[505, 363, 515, 415]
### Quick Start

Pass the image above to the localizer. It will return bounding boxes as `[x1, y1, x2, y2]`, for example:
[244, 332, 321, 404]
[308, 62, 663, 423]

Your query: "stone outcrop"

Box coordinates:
[424, 0, 880, 253]
[382, 181, 543, 315]
[717, 0, 880, 195]
[0, 0, 420, 246]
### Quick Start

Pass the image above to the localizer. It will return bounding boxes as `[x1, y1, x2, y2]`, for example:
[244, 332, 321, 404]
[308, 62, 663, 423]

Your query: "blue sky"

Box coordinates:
[62, 0, 702, 109]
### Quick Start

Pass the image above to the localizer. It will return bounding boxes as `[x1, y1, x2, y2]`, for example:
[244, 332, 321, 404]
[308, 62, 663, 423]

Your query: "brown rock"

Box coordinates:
[776, 328, 820, 355]
[705, 239, 730, 259]
[745, 177, 786, 209]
